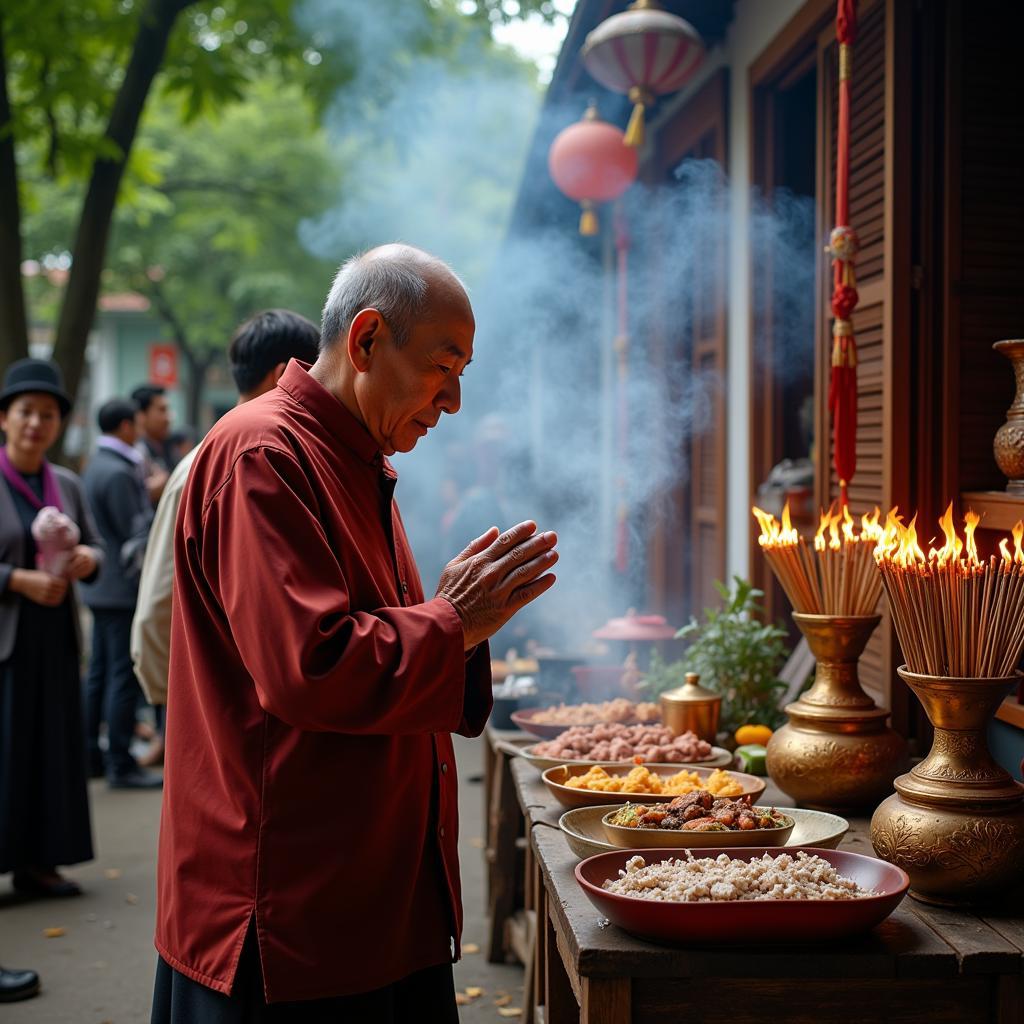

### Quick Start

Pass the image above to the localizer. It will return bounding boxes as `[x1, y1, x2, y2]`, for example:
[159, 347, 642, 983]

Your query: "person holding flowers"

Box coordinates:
[0, 358, 102, 898]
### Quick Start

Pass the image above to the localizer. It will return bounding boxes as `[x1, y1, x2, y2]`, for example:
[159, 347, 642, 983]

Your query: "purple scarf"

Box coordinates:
[0, 448, 64, 513]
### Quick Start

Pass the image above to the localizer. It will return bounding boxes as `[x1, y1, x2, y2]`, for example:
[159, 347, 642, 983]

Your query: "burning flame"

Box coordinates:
[860, 507, 882, 543]
[928, 504, 963, 565]
[755, 502, 1022, 568]
[753, 502, 800, 547]
[813, 504, 834, 552]
[874, 506, 1024, 570]
[964, 510, 980, 565]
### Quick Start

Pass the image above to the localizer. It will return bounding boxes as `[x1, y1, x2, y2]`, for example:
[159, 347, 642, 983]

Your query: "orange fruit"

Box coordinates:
[735, 724, 773, 746]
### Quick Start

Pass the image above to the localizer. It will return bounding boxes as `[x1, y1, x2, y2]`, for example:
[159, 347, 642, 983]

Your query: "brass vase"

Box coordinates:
[766, 614, 908, 809]
[871, 667, 1024, 906]
[993, 339, 1024, 494]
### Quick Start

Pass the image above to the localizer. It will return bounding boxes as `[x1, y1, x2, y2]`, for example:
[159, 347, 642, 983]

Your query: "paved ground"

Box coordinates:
[0, 733, 525, 1023]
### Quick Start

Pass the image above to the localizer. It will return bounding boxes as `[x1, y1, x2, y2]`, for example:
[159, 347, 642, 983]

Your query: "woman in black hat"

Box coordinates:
[0, 358, 102, 897]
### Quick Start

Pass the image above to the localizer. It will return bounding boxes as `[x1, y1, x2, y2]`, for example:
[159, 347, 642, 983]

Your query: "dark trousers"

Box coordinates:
[85, 609, 143, 778]
[151, 925, 459, 1023]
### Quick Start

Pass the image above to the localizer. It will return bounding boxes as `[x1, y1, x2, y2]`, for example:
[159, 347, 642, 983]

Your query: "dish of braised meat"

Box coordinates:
[610, 792, 790, 832]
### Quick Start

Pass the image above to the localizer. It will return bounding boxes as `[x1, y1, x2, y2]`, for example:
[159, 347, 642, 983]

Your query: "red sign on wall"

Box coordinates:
[149, 344, 178, 387]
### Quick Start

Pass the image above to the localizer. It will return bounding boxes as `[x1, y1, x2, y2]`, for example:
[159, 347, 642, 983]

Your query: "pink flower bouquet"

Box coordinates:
[31, 506, 80, 576]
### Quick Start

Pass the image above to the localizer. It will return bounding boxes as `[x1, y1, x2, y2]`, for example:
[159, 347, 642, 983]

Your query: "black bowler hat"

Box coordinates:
[0, 358, 72, 417]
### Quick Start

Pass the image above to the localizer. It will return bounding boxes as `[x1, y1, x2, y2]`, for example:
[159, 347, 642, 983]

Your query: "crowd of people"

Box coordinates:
[0, 309, 321, 1003]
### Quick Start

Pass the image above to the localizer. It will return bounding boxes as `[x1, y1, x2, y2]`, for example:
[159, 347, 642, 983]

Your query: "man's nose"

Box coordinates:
[438, 375, 461, 415]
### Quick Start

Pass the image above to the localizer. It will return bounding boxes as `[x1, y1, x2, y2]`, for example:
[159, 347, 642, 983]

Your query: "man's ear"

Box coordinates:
[346, 309, 384, 373]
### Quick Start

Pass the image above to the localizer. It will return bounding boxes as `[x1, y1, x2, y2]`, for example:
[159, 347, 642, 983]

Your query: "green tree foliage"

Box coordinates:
[1, 0, 557, 409]
[106, 78, 338, 424]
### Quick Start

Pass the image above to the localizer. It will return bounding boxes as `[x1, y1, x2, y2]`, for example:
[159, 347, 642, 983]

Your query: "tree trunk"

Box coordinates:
[183, 352, 215, 430]
[0, 18, 30, 368]
[50, 0, 192, 407]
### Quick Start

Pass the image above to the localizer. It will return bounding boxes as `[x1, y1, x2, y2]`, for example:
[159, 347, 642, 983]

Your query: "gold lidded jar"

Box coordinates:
[659, 672, 721, 744]
[871, 667, 1024, 906]
[766, 613, 908, 810]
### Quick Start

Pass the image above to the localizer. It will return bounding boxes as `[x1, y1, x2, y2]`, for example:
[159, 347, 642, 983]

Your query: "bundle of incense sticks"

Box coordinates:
[873, 506, 1024, 678]
[751, 503, 884, 616]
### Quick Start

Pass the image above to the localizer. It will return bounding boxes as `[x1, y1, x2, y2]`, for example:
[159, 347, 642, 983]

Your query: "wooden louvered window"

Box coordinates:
[645, 70, 728, 624]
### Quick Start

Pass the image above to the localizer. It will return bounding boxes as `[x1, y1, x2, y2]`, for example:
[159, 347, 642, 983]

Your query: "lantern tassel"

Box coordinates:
[579, 200, 599, 236]
[624, 100, 645, 148]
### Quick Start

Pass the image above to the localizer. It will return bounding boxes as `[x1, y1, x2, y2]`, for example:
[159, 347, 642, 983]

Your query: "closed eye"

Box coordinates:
[435, 363, 465, 378]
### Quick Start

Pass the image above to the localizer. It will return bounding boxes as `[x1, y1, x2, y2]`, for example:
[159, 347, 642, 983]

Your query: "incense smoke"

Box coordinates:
[295, 0, 816, 652]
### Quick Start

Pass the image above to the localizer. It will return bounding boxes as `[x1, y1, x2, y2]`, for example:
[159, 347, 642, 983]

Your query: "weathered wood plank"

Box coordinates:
[996, 974, 1023, 1024]
[980, 890, 1024, 963]
[487, 737, 525, 963]
[909, 901, 1022, 975]
[545, 895, 580, 1022]
[631, 976, 992, 1024]
[580, 977, 631, 1024]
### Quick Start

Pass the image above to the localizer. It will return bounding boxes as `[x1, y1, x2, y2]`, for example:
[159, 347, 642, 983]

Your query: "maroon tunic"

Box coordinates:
[155, 361, 491, 1001]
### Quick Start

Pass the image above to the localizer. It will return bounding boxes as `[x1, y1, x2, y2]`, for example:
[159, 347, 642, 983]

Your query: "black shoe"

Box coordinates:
[11, 870, 82, 899]
[0, 966, 39, 1002]
[108, 769, 163, 790]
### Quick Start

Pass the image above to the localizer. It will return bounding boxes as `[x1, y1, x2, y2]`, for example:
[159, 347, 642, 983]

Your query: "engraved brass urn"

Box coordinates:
[766, 614, 908, 809]
[871, 667, 1024, 906]
[993, 339, 1024, 494]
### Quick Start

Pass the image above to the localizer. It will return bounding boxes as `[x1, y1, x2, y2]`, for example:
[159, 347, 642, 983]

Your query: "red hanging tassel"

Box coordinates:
[828, 0, 859, 509]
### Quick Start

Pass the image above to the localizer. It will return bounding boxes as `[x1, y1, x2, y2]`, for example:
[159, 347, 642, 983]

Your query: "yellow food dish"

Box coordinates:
[562, 765, 743, 798]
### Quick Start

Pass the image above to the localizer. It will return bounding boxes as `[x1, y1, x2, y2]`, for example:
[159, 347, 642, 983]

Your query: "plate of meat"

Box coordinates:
[515, 722, 731, 771]
[601, 794, 795, 849]
[510, 699, 660, 739]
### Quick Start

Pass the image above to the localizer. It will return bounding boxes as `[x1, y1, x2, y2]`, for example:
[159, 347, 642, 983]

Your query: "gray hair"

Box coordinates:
[320, 245, 460, 351]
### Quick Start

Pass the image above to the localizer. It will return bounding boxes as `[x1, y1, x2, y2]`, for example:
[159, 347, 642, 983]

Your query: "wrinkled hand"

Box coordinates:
[436, 521, 558, 651]
[11, 569, 68, 607]
[65, 545, 98, 581]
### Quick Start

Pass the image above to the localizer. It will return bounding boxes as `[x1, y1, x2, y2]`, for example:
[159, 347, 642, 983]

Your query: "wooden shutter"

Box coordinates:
[645, 71, 728, 623]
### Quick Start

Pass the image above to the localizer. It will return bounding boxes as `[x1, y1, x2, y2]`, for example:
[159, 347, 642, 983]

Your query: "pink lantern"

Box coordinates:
[548, 104, 638, 236]
[582, 0, 705, 148]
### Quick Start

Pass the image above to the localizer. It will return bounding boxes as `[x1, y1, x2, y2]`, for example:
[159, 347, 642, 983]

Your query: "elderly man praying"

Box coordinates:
[151, 245, 558, 1023]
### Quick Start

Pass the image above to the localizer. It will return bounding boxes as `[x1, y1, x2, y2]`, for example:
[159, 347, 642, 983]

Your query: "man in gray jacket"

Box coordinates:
[81, 399, 161, 789]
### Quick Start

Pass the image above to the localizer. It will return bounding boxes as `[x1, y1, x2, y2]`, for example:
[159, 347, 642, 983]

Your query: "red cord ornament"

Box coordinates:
[828, 0, 859, 509]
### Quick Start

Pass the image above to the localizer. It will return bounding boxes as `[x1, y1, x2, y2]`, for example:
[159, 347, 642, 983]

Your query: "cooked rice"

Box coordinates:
[601, 851, 874, 902]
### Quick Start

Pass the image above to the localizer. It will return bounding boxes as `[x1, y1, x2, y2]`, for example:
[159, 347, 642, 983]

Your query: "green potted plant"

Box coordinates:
[643, 577, 788, 740]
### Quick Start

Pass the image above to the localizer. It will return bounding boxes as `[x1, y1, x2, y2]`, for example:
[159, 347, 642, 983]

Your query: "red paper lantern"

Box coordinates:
[548, 104, 638, 235]
[582, 0, 705, 148]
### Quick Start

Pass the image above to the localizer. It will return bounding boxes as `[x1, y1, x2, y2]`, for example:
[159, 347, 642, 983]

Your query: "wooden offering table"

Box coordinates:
[502, 752, 1024, 1023]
